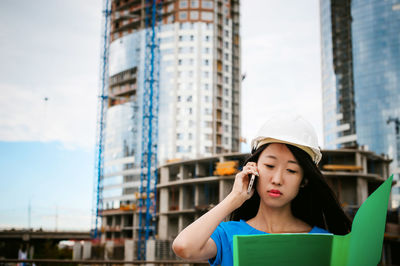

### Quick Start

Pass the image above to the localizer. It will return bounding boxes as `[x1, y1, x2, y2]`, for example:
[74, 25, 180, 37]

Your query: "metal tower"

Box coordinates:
[92, 0, 111, 239]
[137, 0, 162, 260]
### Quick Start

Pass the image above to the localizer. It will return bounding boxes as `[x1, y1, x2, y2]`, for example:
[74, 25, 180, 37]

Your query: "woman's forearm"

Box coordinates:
[172, 192, 242, 260]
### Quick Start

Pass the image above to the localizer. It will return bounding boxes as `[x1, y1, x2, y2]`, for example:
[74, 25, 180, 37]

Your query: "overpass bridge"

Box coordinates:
[0, 229, 91, 259]
[0, 229, 91, 241]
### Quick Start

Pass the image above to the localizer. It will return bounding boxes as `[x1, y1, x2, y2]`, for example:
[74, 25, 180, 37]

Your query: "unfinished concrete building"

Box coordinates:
[156, 148, 391, 258]
[100, 148, 392, 259]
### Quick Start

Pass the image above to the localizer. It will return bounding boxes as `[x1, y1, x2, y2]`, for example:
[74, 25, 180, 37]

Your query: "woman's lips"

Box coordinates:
[268, 189, 282, 198]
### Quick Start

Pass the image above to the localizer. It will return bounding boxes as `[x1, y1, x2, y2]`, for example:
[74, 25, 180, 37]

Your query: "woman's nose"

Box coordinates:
[271, 169, 283, 185]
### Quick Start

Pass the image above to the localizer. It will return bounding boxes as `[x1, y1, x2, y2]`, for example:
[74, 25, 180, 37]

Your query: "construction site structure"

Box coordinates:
[94, 0, 241, 260]
[99, 148, 398, 261]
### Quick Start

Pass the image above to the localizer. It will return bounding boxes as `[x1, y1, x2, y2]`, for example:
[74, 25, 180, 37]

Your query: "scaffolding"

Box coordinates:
[137, 0, 162, 260]
[92, 0, 112, 239]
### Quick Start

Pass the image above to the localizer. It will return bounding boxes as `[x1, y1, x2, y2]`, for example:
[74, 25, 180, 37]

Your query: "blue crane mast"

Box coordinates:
[92, 0, 111, 239]
[137, 0, 162, 260]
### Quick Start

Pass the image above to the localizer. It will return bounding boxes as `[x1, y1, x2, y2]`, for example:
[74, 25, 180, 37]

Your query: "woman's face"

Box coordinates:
[256, 143, 304, 210]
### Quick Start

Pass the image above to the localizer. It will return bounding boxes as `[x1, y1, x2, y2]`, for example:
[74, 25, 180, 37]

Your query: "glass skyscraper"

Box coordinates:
[98, 0, 241, 250]
[321, 0, 400, 164]
[320, 0, 400, 206]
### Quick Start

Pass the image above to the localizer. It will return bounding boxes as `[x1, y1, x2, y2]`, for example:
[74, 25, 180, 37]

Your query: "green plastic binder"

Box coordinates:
[233, 175, 393, 266]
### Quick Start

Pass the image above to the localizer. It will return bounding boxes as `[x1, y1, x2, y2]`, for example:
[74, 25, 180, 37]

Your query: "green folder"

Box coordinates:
[233, 175, 393, 266]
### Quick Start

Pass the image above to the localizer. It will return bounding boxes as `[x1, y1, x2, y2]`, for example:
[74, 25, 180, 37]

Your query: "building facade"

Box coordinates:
[156, 149, 391, 260]
[99, 0, 241, 254]
[320, 0, 400, 206]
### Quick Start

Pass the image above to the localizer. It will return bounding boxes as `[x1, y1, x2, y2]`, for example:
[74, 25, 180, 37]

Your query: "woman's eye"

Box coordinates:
[265, 164, 274, 169]
[287, 169, 297, 174]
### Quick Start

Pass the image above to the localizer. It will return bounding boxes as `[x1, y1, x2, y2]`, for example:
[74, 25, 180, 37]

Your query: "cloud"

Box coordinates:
[240, 0, 324, 147]
[0, 81, 97, 150]
[0, 0, 101, 151]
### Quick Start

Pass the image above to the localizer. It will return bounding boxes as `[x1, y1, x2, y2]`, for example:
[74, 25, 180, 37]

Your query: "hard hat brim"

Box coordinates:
[251, 137, 322, 164]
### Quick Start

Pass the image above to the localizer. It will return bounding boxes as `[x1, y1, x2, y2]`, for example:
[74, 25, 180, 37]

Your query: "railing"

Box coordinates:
[0, 259, 208, 265]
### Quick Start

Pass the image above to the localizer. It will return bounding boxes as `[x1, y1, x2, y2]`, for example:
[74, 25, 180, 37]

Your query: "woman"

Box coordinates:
[172, 115, 351, 266]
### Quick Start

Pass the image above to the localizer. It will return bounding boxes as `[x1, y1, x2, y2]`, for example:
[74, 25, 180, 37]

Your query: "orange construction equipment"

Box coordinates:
[214, 161, 239, 176]
[322, 164, 363, 172]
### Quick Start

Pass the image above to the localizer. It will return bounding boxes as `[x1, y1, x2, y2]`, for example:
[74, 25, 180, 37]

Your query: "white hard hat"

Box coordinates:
[251, 114, 322, 164]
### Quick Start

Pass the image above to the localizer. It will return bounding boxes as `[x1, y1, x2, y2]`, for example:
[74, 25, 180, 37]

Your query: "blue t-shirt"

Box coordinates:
[209, 220, 330, 266]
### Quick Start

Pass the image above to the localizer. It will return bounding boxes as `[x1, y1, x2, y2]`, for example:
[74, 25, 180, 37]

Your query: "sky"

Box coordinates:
[0, 0, 322, 231]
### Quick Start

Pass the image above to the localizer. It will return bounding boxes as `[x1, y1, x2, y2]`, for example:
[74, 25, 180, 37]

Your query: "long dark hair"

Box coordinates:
[230, 144, 352, 235]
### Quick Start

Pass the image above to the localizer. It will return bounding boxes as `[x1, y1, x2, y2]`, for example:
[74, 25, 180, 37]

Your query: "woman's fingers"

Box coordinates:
[241, 162, 259, 179]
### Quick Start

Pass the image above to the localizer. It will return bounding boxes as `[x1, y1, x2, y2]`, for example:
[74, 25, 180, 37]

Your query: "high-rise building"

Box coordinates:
[320, 0, 400, 206]
[99, 0, 241, 254]
[321, 0, 400, 155]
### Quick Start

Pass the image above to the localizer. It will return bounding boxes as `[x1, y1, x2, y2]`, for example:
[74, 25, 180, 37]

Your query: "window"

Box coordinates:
[205, 35, 210, 42]
[205, 134, 212, 140]
[179, 0, 188, 8]
[179, 11, 188, 20]
[190, 35, 194, 41]
[190, 11, 199, 19]
[203, 71, 209, 78]
[188, 133, 193, 140]
[204, 47, 210, 53]
[177, 96, 181, 102]
[224, 65, 229, 72]
[201, 0, 213, 8]
[190, 46, 194, 53]
[224, 77, 229, 84]
[177, 146, 184, 152]
[178, 59, 182, 65]
[204, 108, 212, 115]
[204, 121, 212, 127]
[188, 108, 193, 114]
[225, 30, 229, 37]
[189, 71, 194, 77]
[224, 88, 229, 96]
[225, 41, 229, 48]
[177, 133, 183, 139]
[204, 96, 209, 102]
[189, 58, 194, 65]
[225, 53, 229, 60]
[204, 83, 209, 90]
[187, 95, 192, 102]
[224, 100, 229, 107]
[201, 12, 213, 21]
[205, 146, 212, 153]
[190, 0, 199, 8]
[204, 59, 209, 65]
[179, 35, 183, 41]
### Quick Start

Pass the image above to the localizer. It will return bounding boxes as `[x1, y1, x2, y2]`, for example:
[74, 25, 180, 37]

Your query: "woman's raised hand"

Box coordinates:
[229, 162, 259, 206]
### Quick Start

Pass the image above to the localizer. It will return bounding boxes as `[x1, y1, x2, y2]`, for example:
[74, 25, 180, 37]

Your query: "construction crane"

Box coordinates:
[137, 0, 162, 260]
[92, 0, 111, 239]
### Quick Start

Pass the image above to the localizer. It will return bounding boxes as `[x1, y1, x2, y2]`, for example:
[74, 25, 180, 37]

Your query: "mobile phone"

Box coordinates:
[247, 174, 256, 194]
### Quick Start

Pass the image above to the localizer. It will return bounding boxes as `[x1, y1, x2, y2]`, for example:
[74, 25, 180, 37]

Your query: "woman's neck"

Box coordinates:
[247, 204, 311, 234]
